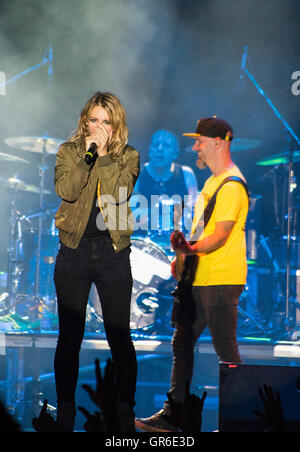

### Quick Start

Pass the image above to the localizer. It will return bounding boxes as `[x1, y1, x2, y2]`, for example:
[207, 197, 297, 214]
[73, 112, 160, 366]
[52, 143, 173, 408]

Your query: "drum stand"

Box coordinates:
[0, 140, 52, 324]
[284, 135, 297, 331]
[241, 46, 300, 335]
[33, 139, 50, 326]
[1, 186, 27, 314]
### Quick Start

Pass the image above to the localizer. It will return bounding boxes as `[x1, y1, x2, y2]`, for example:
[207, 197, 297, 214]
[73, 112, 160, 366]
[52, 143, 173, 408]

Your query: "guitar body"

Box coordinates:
[171, 203, 199, 325]
[171, 254, 198, 325]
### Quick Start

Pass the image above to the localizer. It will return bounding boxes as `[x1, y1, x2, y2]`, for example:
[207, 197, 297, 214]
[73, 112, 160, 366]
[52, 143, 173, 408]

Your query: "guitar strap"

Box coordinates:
[191, 175, 250, 243]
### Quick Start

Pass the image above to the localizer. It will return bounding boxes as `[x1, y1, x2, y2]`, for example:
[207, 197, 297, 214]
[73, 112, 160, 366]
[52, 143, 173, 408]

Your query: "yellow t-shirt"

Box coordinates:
[191, 165, 249, 286]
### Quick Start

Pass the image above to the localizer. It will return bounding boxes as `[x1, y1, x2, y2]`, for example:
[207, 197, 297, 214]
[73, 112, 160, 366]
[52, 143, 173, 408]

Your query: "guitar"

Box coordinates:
[171, 202, 198, 325]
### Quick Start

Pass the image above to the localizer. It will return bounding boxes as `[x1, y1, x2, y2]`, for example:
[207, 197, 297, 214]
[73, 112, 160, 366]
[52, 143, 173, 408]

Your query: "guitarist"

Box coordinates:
[135, 116, 249, 432]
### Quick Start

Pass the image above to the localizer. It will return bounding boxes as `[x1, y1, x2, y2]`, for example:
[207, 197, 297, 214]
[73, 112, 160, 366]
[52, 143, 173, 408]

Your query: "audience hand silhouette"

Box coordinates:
[32, 399, 58, 432]
[0, 399, 21, 432]
[164, 383, 207, 432]
[81, 358, 121, 432]
[77, 406, 104, 432]
[253, 384, 285, 432]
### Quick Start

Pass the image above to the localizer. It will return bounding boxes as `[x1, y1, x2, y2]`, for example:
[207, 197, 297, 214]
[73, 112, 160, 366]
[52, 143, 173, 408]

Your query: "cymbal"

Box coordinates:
[185, 138, 262, 153]
[256, 150, 300, 166]
[0, 152, 29, 164]
[0, 175, 51, 194]
[230, 138, 262, 152]
[4, 136, 63, 155]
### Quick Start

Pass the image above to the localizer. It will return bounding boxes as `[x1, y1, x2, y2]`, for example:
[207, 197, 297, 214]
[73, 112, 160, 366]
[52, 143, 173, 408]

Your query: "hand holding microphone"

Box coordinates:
[85, 125, 112, 164]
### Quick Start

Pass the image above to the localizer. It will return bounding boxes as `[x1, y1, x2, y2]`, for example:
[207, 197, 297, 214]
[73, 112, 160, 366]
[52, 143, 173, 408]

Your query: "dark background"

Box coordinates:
[0, 0, 299, 271]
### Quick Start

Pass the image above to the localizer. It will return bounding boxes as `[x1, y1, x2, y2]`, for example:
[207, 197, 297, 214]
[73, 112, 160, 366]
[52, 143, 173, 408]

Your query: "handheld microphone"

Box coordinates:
[84, 142, 98, 164]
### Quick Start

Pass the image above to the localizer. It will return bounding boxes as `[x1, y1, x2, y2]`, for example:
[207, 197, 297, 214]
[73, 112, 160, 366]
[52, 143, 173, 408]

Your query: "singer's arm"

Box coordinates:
[55, 142, 91, 202]
[96, 146, 140, 204]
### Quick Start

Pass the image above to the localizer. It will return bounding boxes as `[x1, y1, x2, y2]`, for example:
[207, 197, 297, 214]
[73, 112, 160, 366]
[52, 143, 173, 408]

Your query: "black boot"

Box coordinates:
[57, 402, 76, 432]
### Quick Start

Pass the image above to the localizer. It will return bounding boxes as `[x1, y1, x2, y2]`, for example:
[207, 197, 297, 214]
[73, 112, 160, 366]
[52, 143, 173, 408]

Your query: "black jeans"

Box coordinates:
[165, 284, 243, 407]
[53, 235, 137, 406]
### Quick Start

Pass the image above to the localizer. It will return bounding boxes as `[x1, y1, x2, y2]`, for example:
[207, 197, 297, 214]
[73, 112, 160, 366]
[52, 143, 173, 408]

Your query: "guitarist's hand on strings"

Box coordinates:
[172, 221, 235, 256]
[171, 231, 193, 255]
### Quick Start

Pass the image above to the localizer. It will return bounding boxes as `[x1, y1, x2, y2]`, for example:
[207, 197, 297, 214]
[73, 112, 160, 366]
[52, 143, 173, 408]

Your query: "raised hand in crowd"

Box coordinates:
[0, 399, 21, 432]
[253, 384, 285, 432]
[181, 387, 207, 432]
[77, 406, 104, 433]
[32, 399, 58, 433]
[164, 383, 207, 432]
[79, 358, 121, 432]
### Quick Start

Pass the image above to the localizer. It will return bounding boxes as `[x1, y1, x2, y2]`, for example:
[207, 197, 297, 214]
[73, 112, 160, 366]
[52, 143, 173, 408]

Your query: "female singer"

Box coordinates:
[53, 91, 140, 431]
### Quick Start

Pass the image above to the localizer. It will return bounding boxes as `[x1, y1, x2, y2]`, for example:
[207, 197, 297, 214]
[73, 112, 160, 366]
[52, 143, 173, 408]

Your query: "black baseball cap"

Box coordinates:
[183, 116, 233, 141]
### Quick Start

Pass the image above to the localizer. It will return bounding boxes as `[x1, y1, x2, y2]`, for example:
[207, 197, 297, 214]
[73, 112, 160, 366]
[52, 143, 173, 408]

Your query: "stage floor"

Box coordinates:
[2, 329, 300, 359]
[1, 330, 300, 432]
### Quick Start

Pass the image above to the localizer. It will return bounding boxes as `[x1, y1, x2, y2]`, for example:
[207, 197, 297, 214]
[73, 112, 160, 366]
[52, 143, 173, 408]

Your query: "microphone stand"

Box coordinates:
[241, 47, 300, 335]
[285, 133, 297, 331]
[0, 44, 53, 91]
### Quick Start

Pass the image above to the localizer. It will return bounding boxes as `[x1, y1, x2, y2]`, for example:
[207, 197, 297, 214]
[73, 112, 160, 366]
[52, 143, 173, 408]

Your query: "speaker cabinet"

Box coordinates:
[219, 362, 300, 432]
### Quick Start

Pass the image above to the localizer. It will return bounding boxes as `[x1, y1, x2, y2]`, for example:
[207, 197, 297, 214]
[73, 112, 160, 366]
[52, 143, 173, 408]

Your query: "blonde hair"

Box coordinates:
[68, 91, 128, 159]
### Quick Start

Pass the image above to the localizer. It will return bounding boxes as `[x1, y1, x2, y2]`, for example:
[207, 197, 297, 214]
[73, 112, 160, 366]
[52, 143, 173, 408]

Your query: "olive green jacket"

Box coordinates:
[54, 140, 140, 252]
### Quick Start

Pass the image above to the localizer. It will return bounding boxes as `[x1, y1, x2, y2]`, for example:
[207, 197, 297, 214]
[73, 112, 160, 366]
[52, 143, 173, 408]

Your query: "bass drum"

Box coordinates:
[88, 237, 174, 332]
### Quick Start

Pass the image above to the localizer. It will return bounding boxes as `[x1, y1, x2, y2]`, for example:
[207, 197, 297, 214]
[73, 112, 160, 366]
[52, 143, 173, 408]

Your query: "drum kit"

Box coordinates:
[0, 130, 300, 338]
[92, 136, 300, 338]
[186, 137, 300, 337]
[0, 134, 177, 335]
[0, 135, 62, 331]
[252, 142, 300, 337]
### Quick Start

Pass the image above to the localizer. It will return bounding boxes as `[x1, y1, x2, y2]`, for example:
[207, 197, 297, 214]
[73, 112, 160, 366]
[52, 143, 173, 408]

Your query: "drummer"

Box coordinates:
[131, 130, 198, 237]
